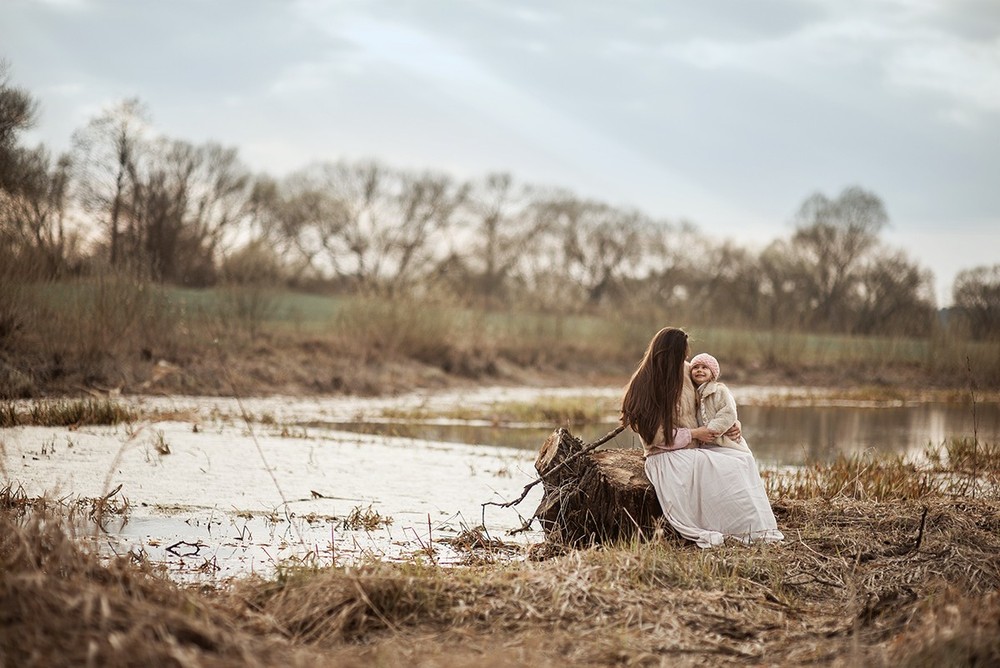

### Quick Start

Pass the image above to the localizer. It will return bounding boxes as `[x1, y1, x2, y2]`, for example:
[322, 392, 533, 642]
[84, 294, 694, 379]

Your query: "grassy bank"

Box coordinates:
[2, 440, 999, 666]
[1, 278, 998, 398]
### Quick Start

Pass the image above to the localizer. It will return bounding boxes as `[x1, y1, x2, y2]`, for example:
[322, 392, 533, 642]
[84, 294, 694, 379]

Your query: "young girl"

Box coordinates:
[689, 352, 751, 453]
[621, 326, 783, 548]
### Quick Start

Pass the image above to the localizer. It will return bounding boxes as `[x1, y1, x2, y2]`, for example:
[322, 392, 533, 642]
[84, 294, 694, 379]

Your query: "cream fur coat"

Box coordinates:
[696, 379, 751, 452]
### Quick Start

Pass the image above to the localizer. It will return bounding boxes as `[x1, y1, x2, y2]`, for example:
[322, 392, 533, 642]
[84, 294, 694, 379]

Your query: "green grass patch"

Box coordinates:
[170, 286, 344, 331]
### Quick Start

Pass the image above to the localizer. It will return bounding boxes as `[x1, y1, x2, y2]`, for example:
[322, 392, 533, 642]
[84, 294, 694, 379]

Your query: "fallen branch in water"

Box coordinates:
[166, 540, 206, 557]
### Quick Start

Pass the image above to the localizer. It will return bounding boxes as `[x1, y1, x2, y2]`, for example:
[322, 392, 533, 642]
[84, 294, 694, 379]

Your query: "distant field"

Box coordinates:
[6, 281, 999, 397]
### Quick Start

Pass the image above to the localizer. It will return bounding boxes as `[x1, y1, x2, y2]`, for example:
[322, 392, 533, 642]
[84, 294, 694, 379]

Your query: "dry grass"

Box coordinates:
[381, 394, 619, 427]
[0, 397, 137, 427]
[338, 504, 394, 532]
[1, 482, 132, 528]
[0, 509, 310, 668]
[3, 442, 1000, 667]
[5, 278, 999, 399]
[767, 438, 1000, 502]
[218, 489, 1000, 666]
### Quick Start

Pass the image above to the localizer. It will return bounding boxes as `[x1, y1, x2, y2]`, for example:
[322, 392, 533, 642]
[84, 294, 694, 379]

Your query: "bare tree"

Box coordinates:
[685, 241, 768, 326]
[790, 186, 889, 330]
[0, 60, 38, 193]
[853, 249, 935, 335]
[274, 161, 466, 294]
[71, 98, 149, 268]
[184, 142, 251, 271]
[535, 195, 645, 307]
[245, 174, 334, 285]
[388, 169, 468, 294]
[256, 168, 356, 285]
[756, 239, 812, 329]
[125, 138, 188, 279]
[0, 146, 74, 276]
[120, 138, 251, 284]
[0, 65, 79, 278]
[454, 172, 548, 303]
[511, 190, 579, 312]
[953, 264, 1000, 340]
[633, 220, 705, 316]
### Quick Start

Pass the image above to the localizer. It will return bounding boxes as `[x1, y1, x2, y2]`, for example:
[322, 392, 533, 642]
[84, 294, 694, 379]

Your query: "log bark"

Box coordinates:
[532, 427, 668, 546]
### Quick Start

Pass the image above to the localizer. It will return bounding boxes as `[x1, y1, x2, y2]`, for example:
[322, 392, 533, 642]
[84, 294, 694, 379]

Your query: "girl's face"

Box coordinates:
[691, 362, 714, 384]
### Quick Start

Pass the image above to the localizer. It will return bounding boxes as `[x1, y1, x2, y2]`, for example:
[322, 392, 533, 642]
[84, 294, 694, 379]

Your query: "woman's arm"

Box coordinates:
[662, 426, 719, 451]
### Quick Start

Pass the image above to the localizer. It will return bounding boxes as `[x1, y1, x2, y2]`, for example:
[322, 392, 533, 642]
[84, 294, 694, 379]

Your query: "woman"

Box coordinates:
[621, 327, 783, 548]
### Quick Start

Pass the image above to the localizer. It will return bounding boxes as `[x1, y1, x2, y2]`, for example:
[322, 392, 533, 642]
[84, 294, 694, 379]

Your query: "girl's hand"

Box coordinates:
[690, 426, 719, 444]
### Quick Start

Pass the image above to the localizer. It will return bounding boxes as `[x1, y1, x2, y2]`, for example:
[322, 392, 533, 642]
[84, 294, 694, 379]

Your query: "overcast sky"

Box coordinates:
[3, 0, 998, 305]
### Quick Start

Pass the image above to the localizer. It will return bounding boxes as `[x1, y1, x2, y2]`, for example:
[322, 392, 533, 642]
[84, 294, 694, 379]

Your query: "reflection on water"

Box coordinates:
[740, 402, 1000, 464]
[326, 401, 1000, 466]
[319, 421, 556, 451]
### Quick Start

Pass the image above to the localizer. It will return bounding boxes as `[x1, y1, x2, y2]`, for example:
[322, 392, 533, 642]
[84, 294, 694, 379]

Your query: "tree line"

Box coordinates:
[1, 62, 997, 339]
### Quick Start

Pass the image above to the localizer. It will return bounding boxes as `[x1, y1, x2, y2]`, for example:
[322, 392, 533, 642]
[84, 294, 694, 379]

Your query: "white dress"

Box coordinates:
[644, 445, 784, 548]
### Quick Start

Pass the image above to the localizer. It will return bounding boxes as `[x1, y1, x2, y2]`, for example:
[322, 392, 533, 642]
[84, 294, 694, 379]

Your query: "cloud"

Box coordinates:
[44, 82, 84, 96]
[887, 36, 1000, 114]
[334, 17, 488, 84]
[33, 0, 89, 9]
[268, 55, 360, 95]
[507, 7, 557, 25]
[661, 19, 889, 74]
[655, 10, 1000, 129]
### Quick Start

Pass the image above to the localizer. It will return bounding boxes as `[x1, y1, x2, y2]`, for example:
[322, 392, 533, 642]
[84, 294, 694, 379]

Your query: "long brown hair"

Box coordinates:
[620, 327, 688, 445]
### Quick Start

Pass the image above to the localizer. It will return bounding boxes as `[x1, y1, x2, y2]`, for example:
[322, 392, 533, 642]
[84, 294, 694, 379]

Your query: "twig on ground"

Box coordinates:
[885, 505, 930, 557]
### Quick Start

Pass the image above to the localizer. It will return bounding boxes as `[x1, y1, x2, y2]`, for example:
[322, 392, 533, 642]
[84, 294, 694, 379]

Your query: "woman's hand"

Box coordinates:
[724, 420, 742, 441]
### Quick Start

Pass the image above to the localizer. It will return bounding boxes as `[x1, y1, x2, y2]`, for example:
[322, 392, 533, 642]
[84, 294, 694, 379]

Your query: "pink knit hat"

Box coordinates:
[690, 353, 720, 380]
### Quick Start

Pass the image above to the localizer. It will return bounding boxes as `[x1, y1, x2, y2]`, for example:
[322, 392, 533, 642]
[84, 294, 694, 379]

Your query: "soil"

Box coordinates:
[15, 330, 952, 401]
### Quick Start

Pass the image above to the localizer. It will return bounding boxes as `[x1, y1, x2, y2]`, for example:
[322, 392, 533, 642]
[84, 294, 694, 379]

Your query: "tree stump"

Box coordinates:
[532, 427, 667, 546]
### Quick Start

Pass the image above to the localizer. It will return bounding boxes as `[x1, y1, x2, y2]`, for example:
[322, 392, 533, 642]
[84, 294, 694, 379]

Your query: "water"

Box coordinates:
[6, 388, 996, 581]
[322, 401, 1000, 466]
[739, 402, 998, 464]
